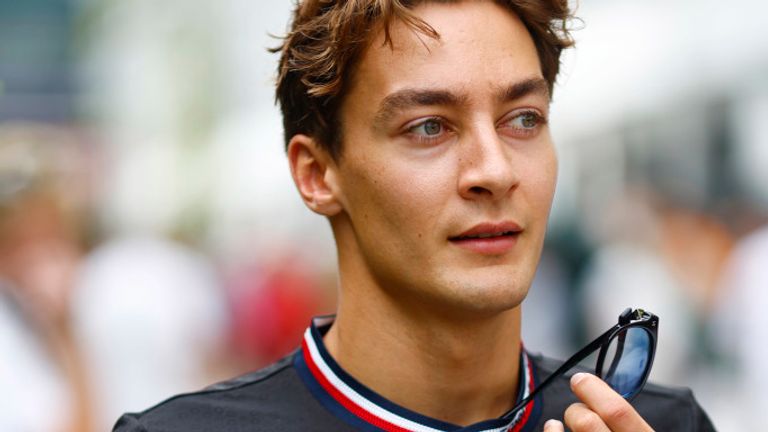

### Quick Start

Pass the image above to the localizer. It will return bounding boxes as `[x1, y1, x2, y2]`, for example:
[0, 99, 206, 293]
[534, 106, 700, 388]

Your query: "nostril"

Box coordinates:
[468, 186, 490, 195]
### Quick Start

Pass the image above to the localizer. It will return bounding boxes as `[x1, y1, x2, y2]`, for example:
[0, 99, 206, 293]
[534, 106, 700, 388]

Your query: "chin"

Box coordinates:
[435, 275, 532, 317]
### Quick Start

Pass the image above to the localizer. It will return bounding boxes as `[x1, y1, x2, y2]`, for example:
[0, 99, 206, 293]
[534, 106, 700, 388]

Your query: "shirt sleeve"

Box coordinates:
[690, 395, 717, 432]
[112, 414, 149, 432]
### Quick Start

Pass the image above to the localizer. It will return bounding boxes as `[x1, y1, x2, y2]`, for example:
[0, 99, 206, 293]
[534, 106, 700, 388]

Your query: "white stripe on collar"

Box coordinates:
[303, 317, 534, 432]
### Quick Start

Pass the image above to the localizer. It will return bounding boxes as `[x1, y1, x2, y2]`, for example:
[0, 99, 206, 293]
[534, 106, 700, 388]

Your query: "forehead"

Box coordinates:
[342, 1, 543, 115]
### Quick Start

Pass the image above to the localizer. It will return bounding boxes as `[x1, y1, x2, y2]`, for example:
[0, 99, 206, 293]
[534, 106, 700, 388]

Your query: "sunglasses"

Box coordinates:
[505, 308, 659, 418]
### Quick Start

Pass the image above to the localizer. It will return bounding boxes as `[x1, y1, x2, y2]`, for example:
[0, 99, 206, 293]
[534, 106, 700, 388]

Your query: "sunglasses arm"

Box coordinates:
[502, 326, 617, 419]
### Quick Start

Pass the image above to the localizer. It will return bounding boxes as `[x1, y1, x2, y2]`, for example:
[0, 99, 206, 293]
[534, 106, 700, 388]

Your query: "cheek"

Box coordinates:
[377, 168, 442, 224]
[542, 155, 559, 204]
[523, 147, 558, 215]
[343, 153, 450, 241]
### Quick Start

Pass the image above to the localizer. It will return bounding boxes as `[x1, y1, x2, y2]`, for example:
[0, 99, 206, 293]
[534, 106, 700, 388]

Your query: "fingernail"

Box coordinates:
[571, 372, 587, 386]
[544, 419, 563, 430]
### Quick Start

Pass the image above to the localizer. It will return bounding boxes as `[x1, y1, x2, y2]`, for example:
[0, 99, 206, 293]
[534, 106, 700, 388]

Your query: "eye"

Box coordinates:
[500, 110, 546, 138]
[509, 111, 542, 129]
[409, 118, 445, 137]
[403, 117, 454, 145]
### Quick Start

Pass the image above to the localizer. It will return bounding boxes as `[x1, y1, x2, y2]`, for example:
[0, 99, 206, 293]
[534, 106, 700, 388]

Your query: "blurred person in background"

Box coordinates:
[114, 1, 713, 431]
[580, 188, 734, 386]
[71, 233, 229, 431]
[0, 122, 231, 432]
[712, 221, 768, 427]
[0, 123, 94, 432]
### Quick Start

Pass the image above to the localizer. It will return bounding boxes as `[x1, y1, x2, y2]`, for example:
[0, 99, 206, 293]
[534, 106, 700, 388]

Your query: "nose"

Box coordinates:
[457, 126, 519, 201]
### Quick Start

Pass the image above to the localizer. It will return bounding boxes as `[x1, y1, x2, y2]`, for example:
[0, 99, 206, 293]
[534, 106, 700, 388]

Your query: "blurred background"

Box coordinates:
[1, 0, 766, 430]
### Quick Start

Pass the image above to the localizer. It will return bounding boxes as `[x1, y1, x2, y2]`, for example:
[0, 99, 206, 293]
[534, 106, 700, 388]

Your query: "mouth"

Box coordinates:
[449, 230, 519, 241]
[448, 222, 523, 254]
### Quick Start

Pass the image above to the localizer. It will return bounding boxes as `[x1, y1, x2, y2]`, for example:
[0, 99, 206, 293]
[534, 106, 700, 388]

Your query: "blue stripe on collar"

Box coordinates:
[295, 316, 541, 432]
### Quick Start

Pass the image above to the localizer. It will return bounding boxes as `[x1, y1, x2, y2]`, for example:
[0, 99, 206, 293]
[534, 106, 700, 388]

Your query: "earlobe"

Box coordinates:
[287, 135, 343, 216]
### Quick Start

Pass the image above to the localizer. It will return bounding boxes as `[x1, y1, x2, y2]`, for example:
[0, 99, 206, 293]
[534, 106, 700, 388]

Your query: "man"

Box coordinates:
[115, 1, 714, 430]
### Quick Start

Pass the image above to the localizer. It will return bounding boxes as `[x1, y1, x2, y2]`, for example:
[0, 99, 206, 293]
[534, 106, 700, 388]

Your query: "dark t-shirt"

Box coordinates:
[114, 318, 715, 431]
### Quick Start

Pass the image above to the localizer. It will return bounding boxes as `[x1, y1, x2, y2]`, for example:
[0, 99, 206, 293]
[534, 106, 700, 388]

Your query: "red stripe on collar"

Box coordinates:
[302, 336, 413, 431]
[301, 317, 536, 432]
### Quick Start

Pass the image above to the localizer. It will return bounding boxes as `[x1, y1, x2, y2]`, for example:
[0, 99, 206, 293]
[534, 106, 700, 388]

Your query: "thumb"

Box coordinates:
[543, 419, 565, 432]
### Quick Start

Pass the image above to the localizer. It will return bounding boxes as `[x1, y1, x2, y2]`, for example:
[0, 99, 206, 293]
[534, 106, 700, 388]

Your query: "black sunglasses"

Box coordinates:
[504, 308, 659, 418]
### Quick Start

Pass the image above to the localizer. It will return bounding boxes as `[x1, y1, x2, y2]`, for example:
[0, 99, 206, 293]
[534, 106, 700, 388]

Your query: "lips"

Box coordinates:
[449, 222, 523, 255]
[452, 230, 518, 240]
[450, 222, 523, 240]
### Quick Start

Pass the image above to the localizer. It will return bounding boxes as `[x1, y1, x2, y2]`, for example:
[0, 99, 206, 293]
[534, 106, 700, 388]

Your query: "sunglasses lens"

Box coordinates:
[602, 327, 652, 398]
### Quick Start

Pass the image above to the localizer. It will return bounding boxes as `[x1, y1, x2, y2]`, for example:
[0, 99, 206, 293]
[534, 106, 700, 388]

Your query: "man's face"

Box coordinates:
[330, 0, 557, 315]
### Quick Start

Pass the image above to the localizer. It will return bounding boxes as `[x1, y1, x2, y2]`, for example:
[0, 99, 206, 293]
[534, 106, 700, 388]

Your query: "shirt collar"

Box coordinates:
[294, 316, 541, 432]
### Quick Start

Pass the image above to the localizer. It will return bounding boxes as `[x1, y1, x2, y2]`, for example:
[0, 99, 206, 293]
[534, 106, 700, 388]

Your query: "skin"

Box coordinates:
[543, 373, 653, 432]
[289, 0, 654, 429]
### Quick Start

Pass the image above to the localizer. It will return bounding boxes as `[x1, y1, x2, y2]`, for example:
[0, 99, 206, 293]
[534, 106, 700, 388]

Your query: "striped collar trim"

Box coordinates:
[295, 316, 539, 432]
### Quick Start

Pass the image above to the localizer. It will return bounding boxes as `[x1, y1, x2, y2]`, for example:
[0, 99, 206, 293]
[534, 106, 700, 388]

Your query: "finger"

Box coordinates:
[570, 373, 654, 432]
[564, 402, 611, 432]
[543, 419, 565, 432]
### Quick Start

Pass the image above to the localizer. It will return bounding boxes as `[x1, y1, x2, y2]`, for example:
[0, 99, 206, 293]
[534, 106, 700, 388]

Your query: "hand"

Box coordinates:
[543, 373, 654, 432]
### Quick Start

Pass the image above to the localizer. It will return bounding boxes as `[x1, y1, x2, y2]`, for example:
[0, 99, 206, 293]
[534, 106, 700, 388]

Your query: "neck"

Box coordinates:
[324, 276, 522, 426]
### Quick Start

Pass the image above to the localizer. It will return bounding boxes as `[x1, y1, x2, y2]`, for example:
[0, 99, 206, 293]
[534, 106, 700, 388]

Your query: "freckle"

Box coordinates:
[417, 232, 422, 238]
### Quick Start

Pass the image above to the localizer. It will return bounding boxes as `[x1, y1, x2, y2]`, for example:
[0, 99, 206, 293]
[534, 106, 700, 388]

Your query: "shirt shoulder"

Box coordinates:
[632, 381, 716, 431]
[113, 351, 353, 432]
[529, 353, 716, 432]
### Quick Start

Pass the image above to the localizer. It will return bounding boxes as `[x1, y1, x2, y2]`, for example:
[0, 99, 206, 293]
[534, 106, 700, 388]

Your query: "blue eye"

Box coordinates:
[509, 112, 541, 129]
[410, 118, 444, 136]
[499, 110, 546, 138]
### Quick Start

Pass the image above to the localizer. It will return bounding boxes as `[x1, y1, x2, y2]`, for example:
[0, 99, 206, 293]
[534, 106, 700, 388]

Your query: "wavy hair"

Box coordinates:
[273, 0, 575, 160]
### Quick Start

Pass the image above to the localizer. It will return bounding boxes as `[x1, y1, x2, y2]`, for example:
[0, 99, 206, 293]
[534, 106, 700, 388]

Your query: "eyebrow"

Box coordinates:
[497, 77, 550, 104]
[373, 89, 468, 125]
[372, 77, 550, 125]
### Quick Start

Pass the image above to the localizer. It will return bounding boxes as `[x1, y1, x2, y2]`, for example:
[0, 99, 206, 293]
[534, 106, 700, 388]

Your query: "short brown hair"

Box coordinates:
[273, 0, 575, 160]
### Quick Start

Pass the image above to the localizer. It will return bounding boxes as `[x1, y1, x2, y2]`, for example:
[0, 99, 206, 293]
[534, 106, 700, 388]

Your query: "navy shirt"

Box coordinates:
[114, 318, 715, 431]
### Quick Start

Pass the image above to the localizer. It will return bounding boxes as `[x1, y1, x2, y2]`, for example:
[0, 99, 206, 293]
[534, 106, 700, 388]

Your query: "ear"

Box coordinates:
[287, 134, 343, 216]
